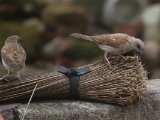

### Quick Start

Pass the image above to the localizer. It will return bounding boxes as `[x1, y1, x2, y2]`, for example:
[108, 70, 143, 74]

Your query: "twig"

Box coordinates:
[21, 83, 38, 120]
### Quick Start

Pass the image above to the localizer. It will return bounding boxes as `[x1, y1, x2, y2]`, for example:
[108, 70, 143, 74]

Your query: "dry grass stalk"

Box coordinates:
[0, 56, 148, 105]
[21, 83, 38, 120]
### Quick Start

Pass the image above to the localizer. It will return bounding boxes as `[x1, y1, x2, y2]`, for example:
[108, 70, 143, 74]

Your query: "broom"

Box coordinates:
[0, 56, 147, 105]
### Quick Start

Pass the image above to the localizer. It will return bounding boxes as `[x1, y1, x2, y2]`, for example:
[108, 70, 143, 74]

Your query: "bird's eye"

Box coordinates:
[137, 44, 141, 49]
[17, 39, 22, 45]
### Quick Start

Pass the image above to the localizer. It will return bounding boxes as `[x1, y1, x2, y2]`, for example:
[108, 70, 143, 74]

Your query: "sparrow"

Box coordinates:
[0, 35, 26, 81]
[70, 33, 144, 69]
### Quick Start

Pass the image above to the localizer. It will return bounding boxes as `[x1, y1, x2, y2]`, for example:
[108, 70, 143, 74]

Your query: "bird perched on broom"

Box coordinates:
[70, 33, 144, 69]
[0, 35, 26, 81]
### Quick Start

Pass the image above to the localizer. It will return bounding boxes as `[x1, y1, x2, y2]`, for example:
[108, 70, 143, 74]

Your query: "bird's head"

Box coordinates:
[130, 37, 144, 55]
[5, 35, 22, 45]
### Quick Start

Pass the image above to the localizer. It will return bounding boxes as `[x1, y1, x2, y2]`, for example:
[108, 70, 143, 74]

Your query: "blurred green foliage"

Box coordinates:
[0, 21, 19, 48]
[0, 0, 102, 67]
[0, 20, 45, 60]
[42, 4, 87, 32]
[65, 39, 102, 60]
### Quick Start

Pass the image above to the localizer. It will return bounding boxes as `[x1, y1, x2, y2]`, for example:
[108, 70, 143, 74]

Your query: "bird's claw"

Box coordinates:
[17, 74, 28, 80]
[104, 57, 114, 71]
[120, 55, 125, 60]
[0, 76, 6, 81]
[0, 76, 19, 83]
[0, 77, 10, 83]
[109, 65, 114, 71]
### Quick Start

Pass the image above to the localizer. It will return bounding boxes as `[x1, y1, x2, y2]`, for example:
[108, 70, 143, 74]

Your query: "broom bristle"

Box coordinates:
[79, 57, 147, 105]
[0, 56, 147, 105]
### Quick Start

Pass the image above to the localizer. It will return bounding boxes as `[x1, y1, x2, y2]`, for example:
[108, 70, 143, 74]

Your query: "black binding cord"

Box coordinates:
[58, 66, 91, 99]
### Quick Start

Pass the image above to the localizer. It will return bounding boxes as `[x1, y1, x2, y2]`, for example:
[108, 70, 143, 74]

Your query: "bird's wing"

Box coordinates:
[1, 43, 26, 67]
[91, 34, 128, 48]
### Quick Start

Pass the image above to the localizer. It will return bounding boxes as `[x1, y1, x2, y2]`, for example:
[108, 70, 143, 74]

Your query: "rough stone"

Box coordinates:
[1, 79, 160, 120]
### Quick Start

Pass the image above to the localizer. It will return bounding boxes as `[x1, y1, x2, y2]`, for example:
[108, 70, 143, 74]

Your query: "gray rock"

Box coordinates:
[1, 79, 160, 120]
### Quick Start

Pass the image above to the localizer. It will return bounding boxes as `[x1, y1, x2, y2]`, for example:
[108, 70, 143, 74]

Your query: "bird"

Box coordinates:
[70, 33, 144, 69]
[0, 35, 26, 81]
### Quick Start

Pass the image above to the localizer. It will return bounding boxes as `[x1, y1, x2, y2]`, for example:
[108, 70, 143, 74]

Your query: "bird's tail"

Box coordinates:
[70, 33, 93, 41]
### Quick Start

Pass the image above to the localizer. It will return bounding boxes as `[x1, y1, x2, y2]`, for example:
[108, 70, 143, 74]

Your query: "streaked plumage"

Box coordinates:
[70, 33, 144, 69]
[1, 35, 26, 80]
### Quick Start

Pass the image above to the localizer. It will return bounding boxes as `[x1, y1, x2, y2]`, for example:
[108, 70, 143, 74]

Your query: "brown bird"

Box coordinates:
[70, 33, 144, 68]
[0, 35, 26, 80]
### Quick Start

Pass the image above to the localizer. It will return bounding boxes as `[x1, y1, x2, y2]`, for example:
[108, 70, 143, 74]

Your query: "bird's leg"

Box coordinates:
[104, 53, 113, 70]
[120, 55, 125, 60]
[0, 71, 11, 80]
[17, 71, 27, 80]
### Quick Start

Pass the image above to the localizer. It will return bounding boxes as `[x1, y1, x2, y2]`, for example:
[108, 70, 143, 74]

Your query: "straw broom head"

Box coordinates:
[0, 56, 147, 105]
